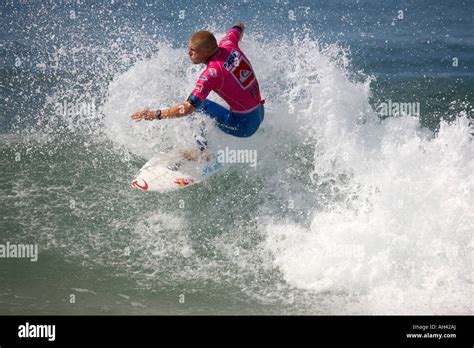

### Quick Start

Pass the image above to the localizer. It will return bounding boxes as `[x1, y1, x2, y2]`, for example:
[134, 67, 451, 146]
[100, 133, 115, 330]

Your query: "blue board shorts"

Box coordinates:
[196, 99, 265, 138]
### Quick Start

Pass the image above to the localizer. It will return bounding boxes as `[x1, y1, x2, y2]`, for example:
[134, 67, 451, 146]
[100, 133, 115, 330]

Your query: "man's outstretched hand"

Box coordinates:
[234, 23, 245, 41]
[131, 109, 157, 122]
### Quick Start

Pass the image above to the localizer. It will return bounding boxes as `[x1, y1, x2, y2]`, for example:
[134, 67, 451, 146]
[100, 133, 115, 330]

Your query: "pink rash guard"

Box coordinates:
[189, 26, 264, 113]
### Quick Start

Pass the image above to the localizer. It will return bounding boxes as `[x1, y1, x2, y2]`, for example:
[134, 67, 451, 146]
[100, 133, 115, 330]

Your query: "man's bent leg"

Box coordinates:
[197, 100, 264, 138]
[193, 118, 208, 151]
[231, 105, 265, 137]
[197, 99, 242, 136]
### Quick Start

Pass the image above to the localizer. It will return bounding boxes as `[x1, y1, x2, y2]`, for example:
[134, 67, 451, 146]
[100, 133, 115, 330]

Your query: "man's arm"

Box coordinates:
[131, 101, 195, 122]
[131, 49, 218, 122]
[161, 101, 195, 119]
[231, 22, 245, 42]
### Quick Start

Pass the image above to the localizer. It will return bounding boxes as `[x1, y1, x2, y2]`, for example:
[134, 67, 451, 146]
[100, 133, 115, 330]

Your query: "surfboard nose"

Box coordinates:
[131, 178, 149, 191]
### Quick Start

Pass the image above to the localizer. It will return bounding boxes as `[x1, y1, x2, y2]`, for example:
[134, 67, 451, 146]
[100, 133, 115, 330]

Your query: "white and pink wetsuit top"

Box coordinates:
[187, 26, 264, 113]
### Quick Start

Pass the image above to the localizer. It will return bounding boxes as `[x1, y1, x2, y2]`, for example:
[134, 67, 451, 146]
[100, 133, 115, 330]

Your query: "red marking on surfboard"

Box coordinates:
[174, 178, 194, 186]
[131, 179, 148, 191]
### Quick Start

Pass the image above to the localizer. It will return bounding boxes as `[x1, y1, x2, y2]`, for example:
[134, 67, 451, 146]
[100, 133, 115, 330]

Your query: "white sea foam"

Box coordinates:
[257, 36, 473, 314]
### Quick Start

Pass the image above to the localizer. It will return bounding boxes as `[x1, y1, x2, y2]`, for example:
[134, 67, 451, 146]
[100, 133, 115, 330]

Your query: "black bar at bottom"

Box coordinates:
[0, 315, 472, 346]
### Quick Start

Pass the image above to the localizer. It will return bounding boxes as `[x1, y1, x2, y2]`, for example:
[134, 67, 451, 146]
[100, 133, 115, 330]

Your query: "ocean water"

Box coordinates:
[0, 0, 472, 314]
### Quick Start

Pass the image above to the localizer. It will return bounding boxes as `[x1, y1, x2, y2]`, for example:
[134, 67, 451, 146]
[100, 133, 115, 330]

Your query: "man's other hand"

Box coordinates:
[234, 22, 245, 31]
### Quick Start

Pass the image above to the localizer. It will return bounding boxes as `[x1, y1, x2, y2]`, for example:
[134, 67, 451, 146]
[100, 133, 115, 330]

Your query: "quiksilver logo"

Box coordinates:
[18, 322, 56, 341]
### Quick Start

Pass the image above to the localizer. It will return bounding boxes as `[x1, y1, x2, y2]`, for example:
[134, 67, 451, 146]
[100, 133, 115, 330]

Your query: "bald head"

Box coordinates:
[188, 31, 218, 64]
[189, 30, 217, 50]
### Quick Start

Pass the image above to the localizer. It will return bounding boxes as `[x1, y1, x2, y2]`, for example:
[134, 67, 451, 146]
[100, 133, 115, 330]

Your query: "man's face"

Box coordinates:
[188, 41, 209, 64]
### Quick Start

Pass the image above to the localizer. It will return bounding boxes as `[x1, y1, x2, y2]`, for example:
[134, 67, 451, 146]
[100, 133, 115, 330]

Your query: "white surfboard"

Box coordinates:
[131, 148, 224, 192]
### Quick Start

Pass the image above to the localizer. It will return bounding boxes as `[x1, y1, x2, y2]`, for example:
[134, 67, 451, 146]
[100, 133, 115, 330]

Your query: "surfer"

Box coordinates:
[131, 23, 265, 158]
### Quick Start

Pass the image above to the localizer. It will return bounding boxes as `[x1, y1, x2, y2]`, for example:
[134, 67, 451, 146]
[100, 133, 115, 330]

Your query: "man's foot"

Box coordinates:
[180, 149, 211, 161]
[167, 149, 212, 171]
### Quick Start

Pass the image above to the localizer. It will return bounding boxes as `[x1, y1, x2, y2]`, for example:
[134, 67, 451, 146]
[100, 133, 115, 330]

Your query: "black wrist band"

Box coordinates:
[155, 109, 162, 120]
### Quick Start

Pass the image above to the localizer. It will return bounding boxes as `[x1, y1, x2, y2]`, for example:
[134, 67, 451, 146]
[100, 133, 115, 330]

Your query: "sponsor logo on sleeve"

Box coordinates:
[199, 75, 208, 81]
[250, 83, 260, 100]
[194, 84, 203, 93]
[208, 68, 217, 77]
[223, 49, 240, 71]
